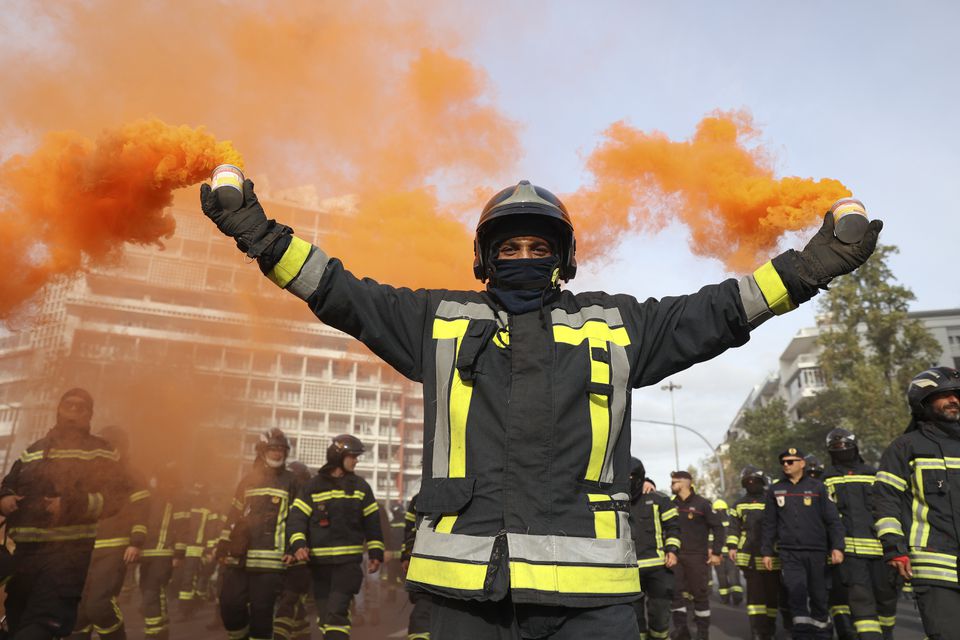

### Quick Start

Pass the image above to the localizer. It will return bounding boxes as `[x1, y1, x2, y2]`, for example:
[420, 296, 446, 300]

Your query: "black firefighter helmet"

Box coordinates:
[473, 180, 576, 283]
[826, 428, 858, 453]
[740, 465, 766, 489]
[804, 454, 824, 479]
[327, 434, 365, 467]
[255, 427, 290, 458]
[907, 367, 960, 418]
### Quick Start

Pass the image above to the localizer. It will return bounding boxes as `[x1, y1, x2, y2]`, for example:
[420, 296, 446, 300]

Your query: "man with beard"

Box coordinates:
[200, 176, 880, 639]
[218, 428, 300, 640]
[628, 458, 680, 640]
[0, 388, 128, 639]
[872, 367, 960, 639]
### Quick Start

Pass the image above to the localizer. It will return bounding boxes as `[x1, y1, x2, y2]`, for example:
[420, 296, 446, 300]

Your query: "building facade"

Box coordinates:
[0, 189, 424, 505]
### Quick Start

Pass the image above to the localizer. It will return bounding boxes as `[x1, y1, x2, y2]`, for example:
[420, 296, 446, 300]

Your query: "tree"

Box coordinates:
[807, 244, 941, 461]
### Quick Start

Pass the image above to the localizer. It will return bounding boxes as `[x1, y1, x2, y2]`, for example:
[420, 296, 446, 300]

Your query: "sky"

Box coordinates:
[2, 1, 958, 491]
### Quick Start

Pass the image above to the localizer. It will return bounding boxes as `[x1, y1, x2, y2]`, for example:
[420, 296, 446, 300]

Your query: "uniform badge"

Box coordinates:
[272, 496, 280, 504]
[776, 495, 785, 507]
[788, 448, 797, 455]
[803, 497, 812, 506]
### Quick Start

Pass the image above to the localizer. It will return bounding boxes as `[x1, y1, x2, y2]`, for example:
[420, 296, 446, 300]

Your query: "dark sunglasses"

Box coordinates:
[781, 459, 802, 466]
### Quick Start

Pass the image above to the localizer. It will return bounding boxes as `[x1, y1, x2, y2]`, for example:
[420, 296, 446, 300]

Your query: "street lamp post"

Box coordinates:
[631, 417, 726, 495]
[660, 381, 681, 471]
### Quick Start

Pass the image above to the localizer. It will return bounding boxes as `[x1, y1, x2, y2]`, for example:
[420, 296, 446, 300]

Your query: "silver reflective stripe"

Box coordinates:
[507, 532, 637, 566]
[412, 518, 495, 563]
[436, 300, 497, 321]
[694, 610, 711, 618]
[738, 274, 773, 328]
[551, 305, 624, 328]
[432, 339, 456, 478]
[287, 246, 331, 300]
[601, 344, 630, 484]
[793, 616, 830, 629]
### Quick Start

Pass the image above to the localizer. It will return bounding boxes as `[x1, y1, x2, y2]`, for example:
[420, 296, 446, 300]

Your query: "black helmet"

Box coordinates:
[740, 465, 766, 488]
[804, 454, 824, 479]
[826, 428, 858, 452]
[629, 457, 645, 481]
[907, 367, 960, 418]
[256, 428, 290, 459]
[327, 434, 365, 467]
[473, 180, 576, 282]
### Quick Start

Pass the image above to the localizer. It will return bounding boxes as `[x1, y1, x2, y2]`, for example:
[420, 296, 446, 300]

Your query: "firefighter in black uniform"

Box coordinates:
[670, 471, 723, 640]
[761, 447, 845, 639]
[172, 480, 217, 618]
[138, 462, 185, 640]
[286, 435, 384, 640]
[824, 428, 899, 639]
[71, 426, 151, 640]
[629, 459, 680, 640]
[804, 454, 825, 480]
[871, 367, 960, 639]
[217, 428, 299, 640]
[274, 460, 313, 640]
[711, 499, 743, 606]
[400, 493, 431, 640]
[728, 466, 779, 640]
[200, 175, 880, 639]
[0, 388, 128, 639]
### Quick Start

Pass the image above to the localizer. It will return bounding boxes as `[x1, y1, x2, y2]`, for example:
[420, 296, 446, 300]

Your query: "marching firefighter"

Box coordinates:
[0, 388, 128, 639]
[871, 367, 960, 639]
[71, 426, 151, 640]
[711, 499, 743, 606]
[172, 480, 217, 619]
[761, 447, 845, 639]
[200, 173, 880, 638]
[629, 458, 680, 640]
[273, 460, 313, 640]
[823, 427, 899, 639]
[138, 462, 186, 640]
[400, 493, 431, 640]
[670, 470, 723, 640]
[728, 466, 779, 640]
[804, 454, 825, 480]
[217, 427, 300, 640]
[286, 435, 384, 640]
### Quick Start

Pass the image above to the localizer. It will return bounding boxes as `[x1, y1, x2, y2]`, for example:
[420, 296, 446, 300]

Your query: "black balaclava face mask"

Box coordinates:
[829, 448, 859, 465]
[745, 479, 765, 496]
[483, 217, 562, 314]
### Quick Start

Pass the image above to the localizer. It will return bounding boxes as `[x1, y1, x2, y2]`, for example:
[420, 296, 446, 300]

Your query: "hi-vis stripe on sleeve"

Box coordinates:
[266, 237, 332, 301]
[876, 471, 908, 492]
[738, 261, 797, 327]
[363, 502, 379, 517]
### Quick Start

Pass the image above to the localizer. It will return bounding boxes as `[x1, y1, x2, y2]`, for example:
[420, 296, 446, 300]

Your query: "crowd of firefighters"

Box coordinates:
[0, 367, 959, 639]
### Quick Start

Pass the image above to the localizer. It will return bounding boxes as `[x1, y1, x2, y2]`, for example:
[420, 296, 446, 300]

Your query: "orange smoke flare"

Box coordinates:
[0, 119, 241, 319]
[568, 109, 852, 273]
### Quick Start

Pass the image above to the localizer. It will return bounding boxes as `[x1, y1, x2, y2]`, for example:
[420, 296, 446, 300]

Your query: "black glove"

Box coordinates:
[200, 179, 292, 258]
[772, 211, 883, 304]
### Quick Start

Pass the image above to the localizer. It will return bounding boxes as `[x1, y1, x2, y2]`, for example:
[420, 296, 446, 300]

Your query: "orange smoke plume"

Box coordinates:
[569, 110, 851, 272]
[0, 119, 241, 318]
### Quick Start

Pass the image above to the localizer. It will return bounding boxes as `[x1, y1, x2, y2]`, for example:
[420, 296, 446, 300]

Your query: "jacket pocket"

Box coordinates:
[587, 493, 630, 540]
[418, 477, 476, 533]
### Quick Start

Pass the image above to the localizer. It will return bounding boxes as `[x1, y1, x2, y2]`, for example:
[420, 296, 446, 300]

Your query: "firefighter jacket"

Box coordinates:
[872, 419, 960, 589]
[629, 490, 680, 569]
[257, 232, 803, 607]
[141, 488, 184, 559]
[400, 493, 419, 563]
[728, 491, 778, 571]
[674, 492, 724, 557]
[760, 475, 844, 556]
[823, 460, 882, 558]
[286, 465, 384, 565]
[173, 487, 217, 560]
[221, 463, 300, 572]
[93, 469, 151, 551]
[1, 425, 128, 546]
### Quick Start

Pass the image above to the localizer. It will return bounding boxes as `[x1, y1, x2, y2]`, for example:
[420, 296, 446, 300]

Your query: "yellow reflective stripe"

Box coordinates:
[747, 604, 768, 615]
[552, 321, 631, 347]
[293, 499, 312, 515]
[131, 525, 148, 535]
[910, 465, 931, 548]
[309, 545, 364, 557]
[509, 561, 640, 594]
[245, 487, 290, 499]
[588, 494, 617, 539]
[20, 450, 44, 462]
[366, 540, 385, 551]
[363, 502, 379, 517]
[142, 549, 174, 557]
[852, 618, 881, 633]
[638, 556, 666, 568]
[310, 490, 365, 501]
[433, 318, 473, 479]
[323, 626, 351, 635]
[31, 448, 119, 462]
[87, 492, 104, 519]
[876, 471, 907, 492]
[10, 524, 98, 542]
[185, 547, 204, 557]
[911, 550, 957, 567]
[94, 537, 132, 549]
[664, 537, 681, 549]
[752, 261, 796, 315]
[844, 537, 883, 555]
[434, 514, 458, 534]
[267, 236, 312, 288]
[830, 605, 851, 616]
[909, 457, 960, 470]
[583, 338, 611, 482]
[129, 489, 151, 503]
[405, 511, 416, 522]
[912, 567, 959, 583]
[725, 536, 739, 546]
[651, 503, 664, 560]
[875, 517, 904, 537]
[824, 475, 875, 486]
[660, 507, 678, 521]
[878, 616, 896, 626]
[289, 532, 307, 545]
[407, 556, 488, 591]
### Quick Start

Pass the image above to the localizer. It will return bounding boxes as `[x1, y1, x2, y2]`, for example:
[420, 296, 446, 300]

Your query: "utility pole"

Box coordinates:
[661, 381, 682, 471]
